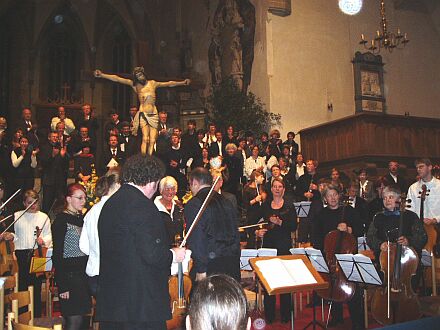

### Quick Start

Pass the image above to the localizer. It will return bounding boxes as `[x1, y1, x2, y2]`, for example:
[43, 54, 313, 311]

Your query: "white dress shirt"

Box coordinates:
[79, 195, 110, 276]
[50, 117, 76, 135]
[245, 156, 267, 179]
[13, 211, 52, 250]
[407, 177, 440, 223]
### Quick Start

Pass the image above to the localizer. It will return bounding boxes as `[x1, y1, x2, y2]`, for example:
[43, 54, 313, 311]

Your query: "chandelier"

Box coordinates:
[359, 0, 409, 54]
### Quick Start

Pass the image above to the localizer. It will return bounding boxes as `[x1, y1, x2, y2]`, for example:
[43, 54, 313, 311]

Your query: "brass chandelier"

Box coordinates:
[359, 0, 409, 54]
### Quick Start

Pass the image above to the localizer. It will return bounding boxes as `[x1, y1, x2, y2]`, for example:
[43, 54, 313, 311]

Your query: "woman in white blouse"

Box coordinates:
[79, 172, 120, 297]
[4, 190, 52, 317]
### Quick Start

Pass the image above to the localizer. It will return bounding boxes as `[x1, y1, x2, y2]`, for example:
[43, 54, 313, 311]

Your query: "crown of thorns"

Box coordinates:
[133, 66, 145, 75]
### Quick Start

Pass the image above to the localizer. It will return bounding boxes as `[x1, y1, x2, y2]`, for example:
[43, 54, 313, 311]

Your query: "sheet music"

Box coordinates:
[336, 253, 382, 285]
[258, 248, 277, 257]
[107, 158, 119, 168]
[294, 201, 312, 218]
[290, 247, 330, 273]
[240, 249, 259, 271]
[421, 249, 432, 267]
[335, 254, 363, 282]
[255, 258, 317, 290]
[170, 250, 192, 275]
[240, 248, 277, 271]
[357, 237, 371, 251]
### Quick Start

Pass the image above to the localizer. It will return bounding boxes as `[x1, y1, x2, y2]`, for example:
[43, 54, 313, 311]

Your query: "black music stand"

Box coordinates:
[291, 247, 329, 330]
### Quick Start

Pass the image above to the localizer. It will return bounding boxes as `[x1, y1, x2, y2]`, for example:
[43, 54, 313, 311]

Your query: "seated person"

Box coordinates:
[74, 142, 95, 183]
[186, 274, 250, 330]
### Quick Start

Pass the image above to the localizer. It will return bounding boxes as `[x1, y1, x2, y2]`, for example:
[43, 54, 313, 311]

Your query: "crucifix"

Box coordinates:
[94, 67, 190, 155]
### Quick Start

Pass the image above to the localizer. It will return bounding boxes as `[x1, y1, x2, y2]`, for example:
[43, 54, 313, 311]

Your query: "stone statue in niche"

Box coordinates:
[230, 30, 243, 90]
[209, 34, 223, 86]
[181, 31, 193, 74]
[207, 0, 255, 93]
[94, 67, 190, 155]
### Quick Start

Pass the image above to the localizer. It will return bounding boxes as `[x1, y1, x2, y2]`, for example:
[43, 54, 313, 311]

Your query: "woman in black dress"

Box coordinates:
[255, 178, 297, 324]
[52, 183, 91, 330]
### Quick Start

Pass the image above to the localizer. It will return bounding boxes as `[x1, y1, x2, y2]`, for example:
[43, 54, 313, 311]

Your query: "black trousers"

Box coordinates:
[99, 321, 166, 330]
[264, 292, 292, 323]
[15, 249, 43, 317]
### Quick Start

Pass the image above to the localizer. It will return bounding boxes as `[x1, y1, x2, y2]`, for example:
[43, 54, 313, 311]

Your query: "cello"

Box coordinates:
[316, 196, 357, 305]
[166, 230, 192, 330]
[371, 194, 422, 325]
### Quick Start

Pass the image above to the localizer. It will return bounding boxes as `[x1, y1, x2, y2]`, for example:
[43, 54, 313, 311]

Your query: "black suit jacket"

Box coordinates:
[208, 141, 226, 158]
[384, 173, 408, 193]
[38, 143, 69, 186]
[96, 184, 173, 322]
[100, 147, 125, 175]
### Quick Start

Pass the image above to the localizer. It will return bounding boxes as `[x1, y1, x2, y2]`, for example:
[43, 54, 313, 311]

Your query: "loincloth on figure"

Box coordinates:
[131, 110, 159, 136]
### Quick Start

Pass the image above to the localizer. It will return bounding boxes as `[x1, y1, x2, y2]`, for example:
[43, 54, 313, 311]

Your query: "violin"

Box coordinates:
[371, 195, 422, 325]
[32, 226, 49, 276]
[316, 197, 357, 303]
[166, 235, 192, 329]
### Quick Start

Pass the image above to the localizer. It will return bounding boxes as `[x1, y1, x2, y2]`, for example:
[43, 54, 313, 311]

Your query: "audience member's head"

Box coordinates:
[186, 274, 250, 330]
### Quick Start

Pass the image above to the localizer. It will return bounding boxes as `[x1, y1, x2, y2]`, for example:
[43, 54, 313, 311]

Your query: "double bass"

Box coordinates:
[371, 195, 422, 325]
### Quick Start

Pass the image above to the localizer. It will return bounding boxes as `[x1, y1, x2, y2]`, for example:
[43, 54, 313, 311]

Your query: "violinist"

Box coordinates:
[407, 158, 440, 227]
[367, 185, 427, 283]
[242, 170, 266, 247]
[185, 167, 240, 282]
[154, 176, 184, 246]
[4, 189, 52, 317]
[255, 178, 297, 324]
[311, 185, 364, 329]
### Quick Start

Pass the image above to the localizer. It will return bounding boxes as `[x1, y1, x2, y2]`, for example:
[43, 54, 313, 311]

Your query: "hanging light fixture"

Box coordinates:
[339, 0, 363, 16]
[359, 0, 409, 54]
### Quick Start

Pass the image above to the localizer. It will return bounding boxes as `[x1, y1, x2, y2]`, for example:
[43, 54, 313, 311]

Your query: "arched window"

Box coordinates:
[40, 13, 82, 103]
[110, 22, 132, 118]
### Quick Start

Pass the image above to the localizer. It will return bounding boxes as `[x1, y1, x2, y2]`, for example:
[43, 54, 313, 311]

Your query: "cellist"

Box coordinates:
[311, 184, 364, 329]
[367, 185, 427, 288]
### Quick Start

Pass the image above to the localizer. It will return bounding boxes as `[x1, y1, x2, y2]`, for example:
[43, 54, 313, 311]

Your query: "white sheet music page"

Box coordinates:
[335, 254, 363, 283]
[282, 259, 317, 286]
[255, 258, 316, 290]
[257, 248, 278, 257]
[305, 247, 330, 273]
[353, 253, 382, 285]
[240, 249, 258, 271]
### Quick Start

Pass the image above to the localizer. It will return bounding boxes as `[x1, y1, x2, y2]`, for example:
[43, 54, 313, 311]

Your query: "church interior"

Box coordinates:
[1, 0, 438, 176]
[1, 0, 440, 329]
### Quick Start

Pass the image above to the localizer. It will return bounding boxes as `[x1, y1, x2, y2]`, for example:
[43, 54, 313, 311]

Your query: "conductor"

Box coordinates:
[96, 154, 186, 330]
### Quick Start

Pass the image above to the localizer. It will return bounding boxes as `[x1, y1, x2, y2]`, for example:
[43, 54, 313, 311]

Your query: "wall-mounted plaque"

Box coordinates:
[352, 52, 386, 113]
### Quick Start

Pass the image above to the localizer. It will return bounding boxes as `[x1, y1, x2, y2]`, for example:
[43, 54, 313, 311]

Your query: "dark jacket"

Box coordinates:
[184, 187, 240, 274]
[96, 184, 173, 323]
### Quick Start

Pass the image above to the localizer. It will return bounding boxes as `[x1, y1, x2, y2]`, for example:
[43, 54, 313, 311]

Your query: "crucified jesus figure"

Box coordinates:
[94, 67, 190, 155]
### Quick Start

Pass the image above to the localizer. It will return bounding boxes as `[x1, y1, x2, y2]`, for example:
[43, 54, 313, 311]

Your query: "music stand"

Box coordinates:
[290, 247, 329, 329]
[294, 201, 312, 218]
[250, 255, 328, 330]
[335, 253, 382, 286]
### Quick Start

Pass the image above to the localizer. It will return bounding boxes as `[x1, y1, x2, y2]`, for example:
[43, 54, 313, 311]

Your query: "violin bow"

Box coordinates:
[179, 176, 220, 248]
[0, 189, 21, 215]
[1, 198, 38, 235]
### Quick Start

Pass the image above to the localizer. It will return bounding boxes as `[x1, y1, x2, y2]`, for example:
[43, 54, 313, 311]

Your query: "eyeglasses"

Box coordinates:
[71, 195, 86, 201]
